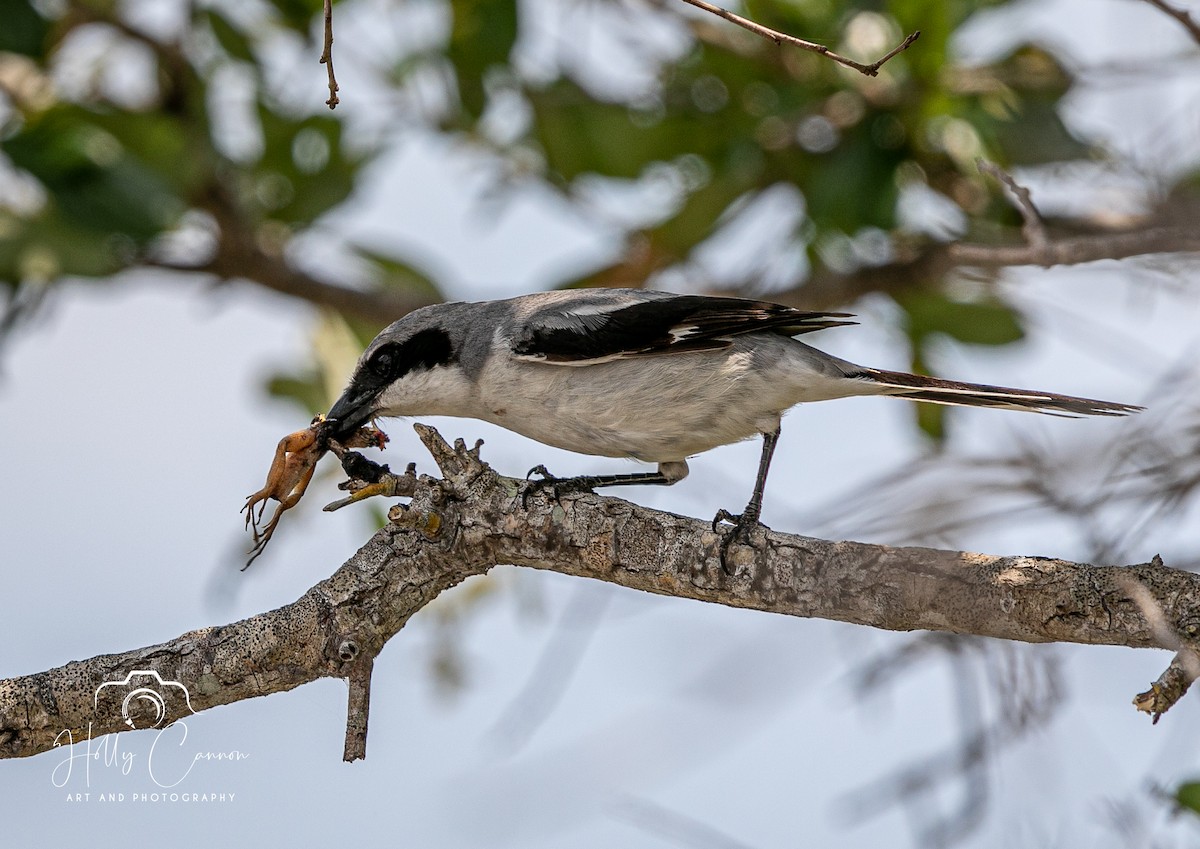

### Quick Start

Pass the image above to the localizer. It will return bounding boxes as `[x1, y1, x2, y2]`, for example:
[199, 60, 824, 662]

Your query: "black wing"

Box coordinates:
[511, 294, 855, 364]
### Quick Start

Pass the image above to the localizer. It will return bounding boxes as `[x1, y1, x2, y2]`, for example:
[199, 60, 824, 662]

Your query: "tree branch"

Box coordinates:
[977, 159, 1049, 254]
[771, 222, 1200, 311]
[1140, 0, 1200, 44]
[2, 426, 1198, 762]
[945, 224, 1200, 269]
[1134, 650, 1199, 722]
[156, 179, 440, 323]
[674, 0, 920, 76]
[144, 253, 436, 325]
[320, 0, 340, 109]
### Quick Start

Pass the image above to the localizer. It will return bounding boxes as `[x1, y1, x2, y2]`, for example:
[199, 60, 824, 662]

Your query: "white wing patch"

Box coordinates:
[513, 351, 631, 366]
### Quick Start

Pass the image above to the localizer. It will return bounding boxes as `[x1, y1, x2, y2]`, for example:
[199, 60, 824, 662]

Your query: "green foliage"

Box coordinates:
[351, 245, 443, 305]
[1175, 781, 1200, 816]
[272, 0, 329, 34]
[446, 0, 519, 121]
[959, 47, 1090, 166]
[251, 109, 360, 225]
[899, 290, 1025, 347]
[1, 103, 187, 282]
[203, 10, 257, 64]
[0, 0, 49, 56]
[897, 290, 1025, 439]
[266, 370, 330, 416]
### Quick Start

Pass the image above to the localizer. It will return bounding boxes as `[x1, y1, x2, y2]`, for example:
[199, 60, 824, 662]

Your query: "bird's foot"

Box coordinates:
[324, 460, 416, 513]
[522, 465, 595, 509]
[712, 508, 766, 575]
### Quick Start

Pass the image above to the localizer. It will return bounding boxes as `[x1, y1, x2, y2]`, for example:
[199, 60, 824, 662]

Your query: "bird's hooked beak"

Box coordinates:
[326, 383, 379, 441]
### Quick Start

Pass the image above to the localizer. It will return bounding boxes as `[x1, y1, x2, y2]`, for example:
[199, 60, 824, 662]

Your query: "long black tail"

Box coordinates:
[854, 367, 1142, 417]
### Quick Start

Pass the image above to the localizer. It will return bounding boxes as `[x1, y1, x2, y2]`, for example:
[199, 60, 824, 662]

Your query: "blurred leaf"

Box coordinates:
[204, 10, 256, 64]
[898, 290, 1025, 346]
[0, 211, 123, 283]
[447, 0, 518, 120]
[898, 289, 1025, 441]
[313, 310, 367, 402]
[1175, 781, 1200, 816]
[0, 0, 50, 56]
[266, 311, 370, 417]
[800, 122, 904, 232]
[915, 395, 947, 441]
[4, 106, 184, 240]
[977, 96, 1089, 165]
[266, 371, 328, 416]
[353, 244, 443, 301]
[650, 175, 750, 255]
[530, 81, 696, 181]
[87, 110, 210, 198]
[957, 45, 1089, 165]
[254, 106, 360, 224]
[272, 0, 326, 35]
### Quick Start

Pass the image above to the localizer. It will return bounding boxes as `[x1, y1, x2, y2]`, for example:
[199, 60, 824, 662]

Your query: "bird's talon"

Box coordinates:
[520, 465, 599, 508]
[521, 472, 550, 509]
[712, 508, 737, 533]
[523, 464, 565, 508]
[713, 508, 765, 575]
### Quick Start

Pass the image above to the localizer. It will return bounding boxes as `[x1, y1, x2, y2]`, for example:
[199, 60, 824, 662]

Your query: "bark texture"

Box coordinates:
[1, 426, 1196, 761]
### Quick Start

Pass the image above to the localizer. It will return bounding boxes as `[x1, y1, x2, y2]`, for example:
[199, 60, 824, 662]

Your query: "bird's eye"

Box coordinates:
[366, 346, 397, 379]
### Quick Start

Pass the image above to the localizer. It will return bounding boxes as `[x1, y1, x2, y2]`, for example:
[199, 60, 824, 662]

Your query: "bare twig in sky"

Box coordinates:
[977, 159, 1050, 257]
[1140, 0, 1200, 44]
[674, 0, 920, 76]
[321, 0, 340, 109]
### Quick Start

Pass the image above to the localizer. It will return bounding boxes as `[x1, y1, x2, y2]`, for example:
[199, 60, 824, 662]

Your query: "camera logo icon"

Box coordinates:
[94, 670, 197, 730]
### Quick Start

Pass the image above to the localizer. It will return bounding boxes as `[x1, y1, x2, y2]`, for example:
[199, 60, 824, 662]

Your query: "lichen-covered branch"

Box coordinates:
[2, 425, 1197, 763]
[1134, 651, 1200, 723]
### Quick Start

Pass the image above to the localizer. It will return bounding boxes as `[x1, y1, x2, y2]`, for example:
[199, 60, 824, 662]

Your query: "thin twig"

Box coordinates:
[320, 0, 340, 109]
[140, 255, 435, 324]
[1134, 651, 1200, 722]
[1140, 0, 1200, 44]
[344, 654, 373, 761]
[977, 159, 1049, 257]
[765, 221, 1200, 314]
[674, 0, 920, 76]
[1123, 556, 1200, 722]
[946, 225, 1200, 269]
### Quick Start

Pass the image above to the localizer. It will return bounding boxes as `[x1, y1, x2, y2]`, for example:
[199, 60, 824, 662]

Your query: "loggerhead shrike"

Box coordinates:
[326, 289, 1139, 539]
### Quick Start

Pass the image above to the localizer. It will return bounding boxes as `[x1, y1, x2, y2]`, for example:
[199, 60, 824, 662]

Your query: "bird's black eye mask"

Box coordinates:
[359, 328, 457, 389]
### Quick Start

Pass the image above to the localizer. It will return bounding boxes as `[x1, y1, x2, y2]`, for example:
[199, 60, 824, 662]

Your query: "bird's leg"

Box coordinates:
[713, 426, 780, 571]
[523, 462, 686, 508]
